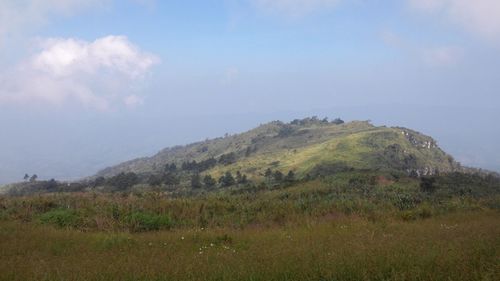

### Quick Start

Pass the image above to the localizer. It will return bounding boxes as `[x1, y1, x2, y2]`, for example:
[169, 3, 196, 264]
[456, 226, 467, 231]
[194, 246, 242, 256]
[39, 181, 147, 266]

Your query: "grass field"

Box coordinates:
[1, 172, 499, 281]
[0, 211, 498, 281]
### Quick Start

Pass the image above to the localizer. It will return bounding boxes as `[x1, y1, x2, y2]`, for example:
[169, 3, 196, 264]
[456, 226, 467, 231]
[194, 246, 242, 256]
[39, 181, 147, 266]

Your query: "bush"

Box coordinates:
[420, 176, 437, 193]
[39, 209, 81, 228]
[127, 212, 173, 232]
[393, 194, 420, 211]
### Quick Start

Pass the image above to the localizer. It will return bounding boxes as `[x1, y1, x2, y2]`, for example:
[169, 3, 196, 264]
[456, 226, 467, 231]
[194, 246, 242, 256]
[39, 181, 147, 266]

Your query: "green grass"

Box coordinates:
[38, 209, 82, 228]
[1, 172, 498, 280]
[96, 120, 458, 184]
[0, 211, 498, 281]
[127, 211, 174, 232]
[205, 126, 457, 183]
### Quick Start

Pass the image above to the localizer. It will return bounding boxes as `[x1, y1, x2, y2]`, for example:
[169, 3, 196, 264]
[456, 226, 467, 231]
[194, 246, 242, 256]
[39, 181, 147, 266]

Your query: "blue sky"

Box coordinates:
[0, 0, 499, 183]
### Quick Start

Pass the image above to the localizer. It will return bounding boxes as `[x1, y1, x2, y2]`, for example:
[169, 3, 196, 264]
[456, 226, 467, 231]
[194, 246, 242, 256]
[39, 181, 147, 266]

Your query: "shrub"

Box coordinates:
[39, 209, 81, 228]
[127, 211, 173, 232]
[420, 176, 437, 193]
[393, 194, 420, 210]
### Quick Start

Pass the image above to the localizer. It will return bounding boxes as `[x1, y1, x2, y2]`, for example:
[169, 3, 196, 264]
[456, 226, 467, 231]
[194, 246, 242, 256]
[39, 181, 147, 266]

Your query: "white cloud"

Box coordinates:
[0, 35, 159, 110]
[409, 0, 500, 40]
[252, 0, 341, 18]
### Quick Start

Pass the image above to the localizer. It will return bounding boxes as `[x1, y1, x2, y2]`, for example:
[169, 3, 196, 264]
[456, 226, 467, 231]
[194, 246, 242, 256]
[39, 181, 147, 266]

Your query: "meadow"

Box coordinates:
[0, 173, 499, 281]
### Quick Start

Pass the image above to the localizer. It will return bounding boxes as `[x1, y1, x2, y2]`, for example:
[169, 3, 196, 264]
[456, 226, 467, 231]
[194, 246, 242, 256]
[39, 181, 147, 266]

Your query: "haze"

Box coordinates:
[1, 0, 499, 184]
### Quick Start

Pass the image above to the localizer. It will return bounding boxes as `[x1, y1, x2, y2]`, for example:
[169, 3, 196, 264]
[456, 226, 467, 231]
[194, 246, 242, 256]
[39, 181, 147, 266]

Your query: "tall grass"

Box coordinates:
[0, 176, 497, 232]
[0, 212, 498, 281]
[0, 176, 498, 280]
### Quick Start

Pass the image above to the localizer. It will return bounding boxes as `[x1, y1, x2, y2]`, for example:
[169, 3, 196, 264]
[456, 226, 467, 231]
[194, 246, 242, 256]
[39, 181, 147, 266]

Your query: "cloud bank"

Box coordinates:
[409, 0, 500, 40]
[0, 36, 159, 110]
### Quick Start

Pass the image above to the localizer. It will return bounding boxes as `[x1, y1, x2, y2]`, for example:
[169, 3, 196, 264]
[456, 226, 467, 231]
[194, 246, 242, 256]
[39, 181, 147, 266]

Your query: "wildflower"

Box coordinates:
[210, 243, 214, 247]
[181, 236, 185, 240]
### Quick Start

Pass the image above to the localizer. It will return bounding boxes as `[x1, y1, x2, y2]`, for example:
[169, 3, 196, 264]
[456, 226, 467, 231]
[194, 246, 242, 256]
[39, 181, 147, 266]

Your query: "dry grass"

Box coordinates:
[0, 211, 498, 281]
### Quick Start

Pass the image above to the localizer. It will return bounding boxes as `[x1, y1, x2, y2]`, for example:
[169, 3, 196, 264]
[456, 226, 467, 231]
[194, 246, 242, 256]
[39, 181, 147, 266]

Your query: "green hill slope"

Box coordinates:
[96, 118, 461, 180]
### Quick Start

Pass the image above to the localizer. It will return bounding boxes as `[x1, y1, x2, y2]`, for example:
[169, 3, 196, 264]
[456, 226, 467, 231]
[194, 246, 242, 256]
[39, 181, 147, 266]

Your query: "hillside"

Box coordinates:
[96, 118, 461, 181]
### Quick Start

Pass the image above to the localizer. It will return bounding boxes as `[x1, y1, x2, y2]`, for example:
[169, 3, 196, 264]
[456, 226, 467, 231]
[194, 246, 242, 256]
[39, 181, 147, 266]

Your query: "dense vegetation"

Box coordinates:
[0, 171, 499, 281]
[1, 171, 499, 231]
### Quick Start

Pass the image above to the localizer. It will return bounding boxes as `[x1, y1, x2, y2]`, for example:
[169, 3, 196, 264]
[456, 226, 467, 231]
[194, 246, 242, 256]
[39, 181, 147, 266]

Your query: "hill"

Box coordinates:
[96, 118, 461, 180]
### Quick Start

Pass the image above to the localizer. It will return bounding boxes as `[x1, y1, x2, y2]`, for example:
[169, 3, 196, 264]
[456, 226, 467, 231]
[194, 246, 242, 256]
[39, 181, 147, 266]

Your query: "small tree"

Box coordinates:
[219, 152, 236, 165]
[165, 163, 177, 172]
[23, 174, 30, 181]
[93, 176, 106, 188]
[236, 171, 242, 183]
[236, 171, 248, 184]
[46, 179, 58, 191]
[240, 174, 248, 184]
[278, 124, 294, 137]
[273, 171, 284, 182]
[331, 118, 345, 125]
[203, 175, 217, 188]
[245, 146, 253, 157]
[29, 174, 38, 182]
[285, 170, 295, 183]
[420, 177, 437, 193]
[107, 172, 138, 190]
[147, 175, 162, 187]
[163, 172, 180, 187]
[219, 171, 235, 187]
[191, 173, 202, 189]
[264, 168, 273, 179]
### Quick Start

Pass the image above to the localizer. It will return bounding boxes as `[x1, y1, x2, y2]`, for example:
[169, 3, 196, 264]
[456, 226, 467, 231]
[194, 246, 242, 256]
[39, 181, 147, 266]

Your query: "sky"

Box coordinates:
[0, 0, 499, 184]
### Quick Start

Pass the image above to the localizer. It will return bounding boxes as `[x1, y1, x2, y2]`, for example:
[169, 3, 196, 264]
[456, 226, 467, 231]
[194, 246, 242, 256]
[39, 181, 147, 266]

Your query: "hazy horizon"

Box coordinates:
[1, 0, 500, 184]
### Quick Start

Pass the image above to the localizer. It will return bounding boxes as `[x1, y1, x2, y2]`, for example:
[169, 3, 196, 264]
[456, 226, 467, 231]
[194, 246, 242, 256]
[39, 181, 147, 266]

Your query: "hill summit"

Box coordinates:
[96, 117, 461, 181]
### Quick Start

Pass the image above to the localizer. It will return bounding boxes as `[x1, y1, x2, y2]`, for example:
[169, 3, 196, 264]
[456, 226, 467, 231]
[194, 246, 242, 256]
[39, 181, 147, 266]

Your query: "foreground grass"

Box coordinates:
[0, 211, 498, 281]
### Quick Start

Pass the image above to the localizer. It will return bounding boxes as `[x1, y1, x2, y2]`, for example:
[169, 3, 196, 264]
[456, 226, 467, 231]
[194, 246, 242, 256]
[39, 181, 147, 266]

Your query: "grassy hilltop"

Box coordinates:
[94, 118, 461, 190]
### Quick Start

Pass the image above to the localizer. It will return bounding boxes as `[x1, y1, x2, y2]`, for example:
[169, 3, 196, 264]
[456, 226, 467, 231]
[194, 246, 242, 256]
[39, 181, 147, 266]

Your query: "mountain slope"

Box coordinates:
[96, 118, 461, 180]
